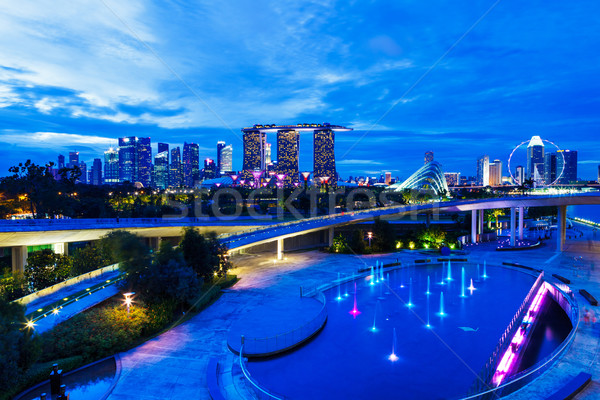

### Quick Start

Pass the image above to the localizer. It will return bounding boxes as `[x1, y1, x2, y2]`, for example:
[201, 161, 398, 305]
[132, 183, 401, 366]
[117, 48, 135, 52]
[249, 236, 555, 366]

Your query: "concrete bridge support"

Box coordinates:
[471, 210, 477, 244]
[510, 207, 517, 247]
[478, 209, 484, 237]
[518, 206, 524, 240]
[12, 246, 28, 274]
[328, 227, 334, 247]
[277, 238, 284, 260]
[557, 205, 567, 252]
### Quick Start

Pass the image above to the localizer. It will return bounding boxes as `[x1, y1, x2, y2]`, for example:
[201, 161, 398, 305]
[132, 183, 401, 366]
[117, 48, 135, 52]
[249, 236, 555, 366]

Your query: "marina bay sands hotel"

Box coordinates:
[241, 123, 352, 187]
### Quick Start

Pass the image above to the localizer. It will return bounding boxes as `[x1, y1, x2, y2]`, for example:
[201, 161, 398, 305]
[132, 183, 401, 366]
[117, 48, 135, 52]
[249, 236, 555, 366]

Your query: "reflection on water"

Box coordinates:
[16, 357, 116, 400]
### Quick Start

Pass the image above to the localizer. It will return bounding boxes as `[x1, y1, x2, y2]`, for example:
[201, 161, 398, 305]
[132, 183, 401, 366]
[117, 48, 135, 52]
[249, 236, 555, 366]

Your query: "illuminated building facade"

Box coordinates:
[314, 128, 336, 187]
[118, 137, 136, 183]
[544, 153, 557, 185]
[477, 155, 490, 186]
[170, 147, 182, 187]
[515, 166, 525, 185]
[489, 159, 502, 186]
[183, 142, 200, 187]
[242, 129, 266, 181]
[241, 123, 352, 187]
[527, 136, 545, 182]
[104, 148, 119, 185]
[444, 172, 460, 186]
[136, 137, 152, 187]
[204, 158, 216, 179]
[91, 158, 102, 185]
[154, 150, 169, 189]
[218, 143, 233, 175]
[556, 149, 577, 184]
[58, 154, 65, 170]
[424, 151, 434, 164]
[277, 129, 300, 187]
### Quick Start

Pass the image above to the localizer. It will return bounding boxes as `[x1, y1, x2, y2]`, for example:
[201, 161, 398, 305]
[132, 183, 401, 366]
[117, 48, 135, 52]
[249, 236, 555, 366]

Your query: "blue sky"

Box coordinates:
[0, 0, 599, 180]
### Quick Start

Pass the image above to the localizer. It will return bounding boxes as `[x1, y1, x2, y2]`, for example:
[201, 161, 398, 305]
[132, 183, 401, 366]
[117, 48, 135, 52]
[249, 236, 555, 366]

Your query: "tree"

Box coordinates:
[179, 228, 229, 281]
[349, 229, 366, 254]
[330, 234, 351, 253]
[417, 226, 447, 248]
[155, 240, 183, 267]
[72, 244, 115, 275]
[372, 219, 396, 252]
[135, 259, 200, 306]
[0, 297, 41, 389]
[99, 231, 150, 274]
[24, 249, 72, 291]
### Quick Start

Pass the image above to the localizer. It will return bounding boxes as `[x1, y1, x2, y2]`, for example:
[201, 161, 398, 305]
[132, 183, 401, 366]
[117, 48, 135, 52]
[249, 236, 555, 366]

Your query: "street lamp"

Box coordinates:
[123, 292, 135, 316]
[301, 172, 311, 188]
[367, 232, 373, 247]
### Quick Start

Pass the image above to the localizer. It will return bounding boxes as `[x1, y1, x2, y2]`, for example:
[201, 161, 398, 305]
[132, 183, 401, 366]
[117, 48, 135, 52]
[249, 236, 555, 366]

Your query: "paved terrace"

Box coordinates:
[101, 222, 600, 400]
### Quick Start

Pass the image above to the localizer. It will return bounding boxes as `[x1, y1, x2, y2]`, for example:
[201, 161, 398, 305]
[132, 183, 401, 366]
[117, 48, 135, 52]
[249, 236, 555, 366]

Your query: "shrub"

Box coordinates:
[24, 249, 72, 291]
[71, 244, 114, 275]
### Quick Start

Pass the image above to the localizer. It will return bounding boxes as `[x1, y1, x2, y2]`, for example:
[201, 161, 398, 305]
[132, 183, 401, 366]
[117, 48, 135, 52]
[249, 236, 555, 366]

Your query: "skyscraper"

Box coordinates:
[477, 155, 490, 186]
[277, 129, 299, 187]
[444, 172, 460, 186]
[489, 159, 502, 186]
[217, 141, 226, 175]
[424, 151, 434, 164]
[68, 151, 79, 168]
[218, 143, 233, 175]
[136, 137, 152, 187]
[527, 136, 545, 183]
[91, 158, 102, 185]
[314, 128, 336, 187]
[264, 142, 272, 165]
[158, 142, 169, 155]
[170, 147, 183, 187]
[556, 150, 577, 184]
[118, 137, 137, 183]
[154, 150, 169, 189]
[183, 142, 200, 187]
[242, 129, 266, 179]
[515, 166, 525, 185]
[57, 154, 65, 170]
[544, 153, 557, 185]
[204, 158, 216, 179]
[78, 161, 87, 184]
[104, 148, 120, 185]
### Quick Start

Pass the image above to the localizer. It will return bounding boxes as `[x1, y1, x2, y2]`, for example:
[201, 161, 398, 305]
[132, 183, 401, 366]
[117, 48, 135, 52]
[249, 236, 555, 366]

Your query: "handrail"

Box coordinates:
[460, 282, 579, 400]
[239, 343, 284, 400]
[469, 271, 545, 395]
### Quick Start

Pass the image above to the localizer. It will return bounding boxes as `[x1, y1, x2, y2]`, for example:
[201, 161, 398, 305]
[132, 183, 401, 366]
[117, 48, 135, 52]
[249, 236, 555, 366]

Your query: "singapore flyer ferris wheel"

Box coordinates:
[507, 137, 565, 187]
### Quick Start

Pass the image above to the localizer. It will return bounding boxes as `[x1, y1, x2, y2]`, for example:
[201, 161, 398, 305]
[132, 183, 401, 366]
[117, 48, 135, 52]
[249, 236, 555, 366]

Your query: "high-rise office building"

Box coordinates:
[136, 137, 152, 187]
[217, 141, 226, 175]
[314, 128, 336, 187]
[515, 165, 525, 186]
[183, 142, 200, 187]
[218, 143, 233, 175]
[242, 129, 266, 179]
[204, 158, 217, 179]
[527, 136, 545, 183]
[424, 151, 434, 164]
[277, 129, 300, 187]
[477, 155, 490, 186]
[158, 142, 169, 155]
[444, 172, 460, 186]
[544, 153, 557, 185]
[489, 159, 502, 186]
[90, 158, 102, 185]
[154, 150, 169, 189]
[556, 150, 577, 184]
[170, 147, 183, 187]
[104, 148, 120, 185]
[68, 151, 79, 168]
[598, 165, 600, 184]
[57, 154, 65, 170]
[78, 161, 87, 184]
[118, 137, 137, 183]
[385, 172, 392, 185]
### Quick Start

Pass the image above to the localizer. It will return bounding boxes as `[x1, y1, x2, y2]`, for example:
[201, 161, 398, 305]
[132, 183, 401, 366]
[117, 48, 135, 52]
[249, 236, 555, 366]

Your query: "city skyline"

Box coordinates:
[0, 2, 599, 179]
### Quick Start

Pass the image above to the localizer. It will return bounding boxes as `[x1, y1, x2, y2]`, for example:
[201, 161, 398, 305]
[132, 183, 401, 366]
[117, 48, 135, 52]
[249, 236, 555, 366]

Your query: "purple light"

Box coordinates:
[349, 282, 361, 318]
[231, 175, 238, 181]
[276, 173, 286, 181]
[252, 171, 263, 180]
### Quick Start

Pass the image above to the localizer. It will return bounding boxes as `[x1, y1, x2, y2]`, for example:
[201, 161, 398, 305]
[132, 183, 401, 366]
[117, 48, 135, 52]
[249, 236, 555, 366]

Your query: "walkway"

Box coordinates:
[25, 270, 122, 334]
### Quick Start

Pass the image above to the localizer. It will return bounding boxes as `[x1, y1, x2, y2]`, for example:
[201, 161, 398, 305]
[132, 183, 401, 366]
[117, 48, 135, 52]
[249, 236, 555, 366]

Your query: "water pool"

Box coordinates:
[247, 263, 570, 399]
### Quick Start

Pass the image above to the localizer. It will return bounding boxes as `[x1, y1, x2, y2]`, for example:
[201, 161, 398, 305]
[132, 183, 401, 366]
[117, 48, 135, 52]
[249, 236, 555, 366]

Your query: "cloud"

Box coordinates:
[337, 159, 384, 166]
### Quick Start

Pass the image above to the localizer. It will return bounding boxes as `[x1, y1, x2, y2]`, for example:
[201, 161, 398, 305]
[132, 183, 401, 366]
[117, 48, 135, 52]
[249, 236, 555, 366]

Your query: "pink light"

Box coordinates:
[239, 179, 246, 185]
[231, 175, 238, 181]
[276, 174, 286, 181]
[215, 183, 221, 187]
[262, 182, 268, 187]
[349, 282, 361, 318]
[294, 182, 300, 187]
[276, 182, 283, 188]
[252, 171, 262, 179]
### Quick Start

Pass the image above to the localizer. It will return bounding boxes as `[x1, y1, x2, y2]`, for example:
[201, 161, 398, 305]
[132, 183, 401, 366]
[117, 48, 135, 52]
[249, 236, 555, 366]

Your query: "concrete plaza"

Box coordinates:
[100, 224, 600, 399]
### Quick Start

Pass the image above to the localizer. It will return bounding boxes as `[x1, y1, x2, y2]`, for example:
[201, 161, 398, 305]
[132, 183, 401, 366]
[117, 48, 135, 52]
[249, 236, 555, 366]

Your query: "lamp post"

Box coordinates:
[231, 174, 238, 187]
[301, 172, 311, 189]
[124, 292, 135, 316]
[367, 232, 373, 247]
